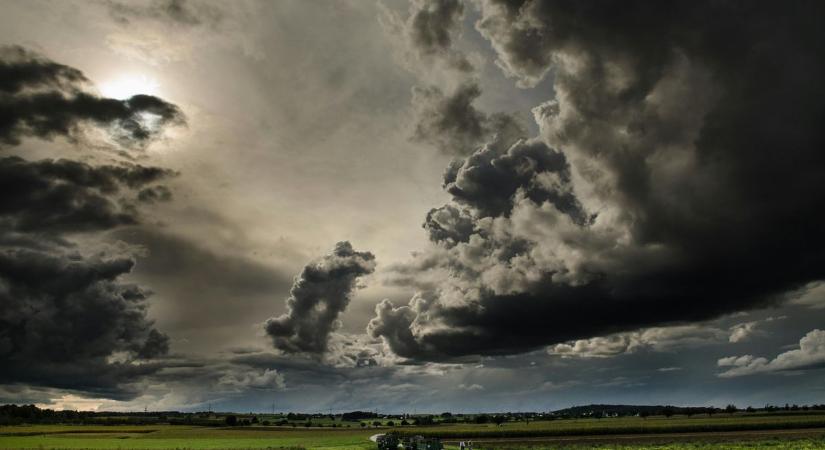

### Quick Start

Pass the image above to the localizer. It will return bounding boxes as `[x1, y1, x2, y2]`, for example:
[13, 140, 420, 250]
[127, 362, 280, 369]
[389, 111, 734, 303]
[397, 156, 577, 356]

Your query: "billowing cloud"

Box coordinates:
[0, 246, 168, 398]
[382, 0, 472, 73]
[718, 329, 825, 378]
[370, 1, 825, 361]
[0, 46, 183, 398]
[265, 242, 376, 354]
[412, 80, 526, 156]
[442, 138, 585, 220]
[0, 156, 174, 233]
[0, 45, 184, 146]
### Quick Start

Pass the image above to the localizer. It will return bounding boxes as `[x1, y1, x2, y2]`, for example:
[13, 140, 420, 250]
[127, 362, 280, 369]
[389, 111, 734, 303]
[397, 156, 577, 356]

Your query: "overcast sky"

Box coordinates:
[1, 0, 824, 413]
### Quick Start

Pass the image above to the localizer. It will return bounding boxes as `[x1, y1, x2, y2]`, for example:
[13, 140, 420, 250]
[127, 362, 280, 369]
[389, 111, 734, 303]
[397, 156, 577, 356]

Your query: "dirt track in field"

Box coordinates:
[443, 427, 825, 446]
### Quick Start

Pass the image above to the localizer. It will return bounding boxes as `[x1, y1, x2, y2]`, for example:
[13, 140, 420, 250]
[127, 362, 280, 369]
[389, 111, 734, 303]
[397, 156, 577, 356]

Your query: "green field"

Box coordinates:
[0, 425, 374, 449]
[2, 413, 825, 449]
[400, 413, 825, 438]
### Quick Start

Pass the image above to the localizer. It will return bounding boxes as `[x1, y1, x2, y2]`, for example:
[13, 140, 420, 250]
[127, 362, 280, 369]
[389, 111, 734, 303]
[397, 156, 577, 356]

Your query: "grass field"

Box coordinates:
[1, 413, 825, 449]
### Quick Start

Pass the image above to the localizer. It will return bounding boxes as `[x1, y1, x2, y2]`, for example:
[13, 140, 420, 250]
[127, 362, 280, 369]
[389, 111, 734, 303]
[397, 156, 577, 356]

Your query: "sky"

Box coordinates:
[1, 0, 824, 413]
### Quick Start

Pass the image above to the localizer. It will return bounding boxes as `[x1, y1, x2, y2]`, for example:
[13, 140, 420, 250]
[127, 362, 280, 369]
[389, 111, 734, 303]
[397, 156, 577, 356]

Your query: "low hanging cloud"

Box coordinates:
[0, 247, 169, 398]
[0, 46, 183, 398]
[265, 242, 376, 354]
[369, 1, 825, 361]
[718, 329, 825, 378]
[0, 45, 184, 147]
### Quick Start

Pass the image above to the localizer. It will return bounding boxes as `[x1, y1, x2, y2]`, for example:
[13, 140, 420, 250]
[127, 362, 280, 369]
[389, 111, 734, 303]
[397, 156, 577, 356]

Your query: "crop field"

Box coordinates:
[1, 413, 825, 449]
[0, 425, 374, 449]
[399, 412, 825, 438]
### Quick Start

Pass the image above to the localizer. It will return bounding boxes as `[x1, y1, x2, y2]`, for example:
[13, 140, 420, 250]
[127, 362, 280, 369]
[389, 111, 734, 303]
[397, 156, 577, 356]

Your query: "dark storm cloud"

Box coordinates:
[0, 247, 168, 398]
[0, 156, 174, 233]
[370, 0, 825, 361]
[0, 46, 85, 94]
[0, 46, 183, 397]
[107, 0, 223, 27]
[265, 242, 376, 354]
[442, 138, 585, 220]
[137, 185, 173, 203]
[423, 204, 475, 246]
[407, 0, 472, 71]
[412, 80, 525, 156]
[0, 46, 184, 147]
[384, 0, 473, 73]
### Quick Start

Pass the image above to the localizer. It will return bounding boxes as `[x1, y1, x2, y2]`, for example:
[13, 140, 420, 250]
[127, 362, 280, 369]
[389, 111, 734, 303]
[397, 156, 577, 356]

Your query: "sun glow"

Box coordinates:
[99, 74, 161, 100]
[35, 394, 106, 411]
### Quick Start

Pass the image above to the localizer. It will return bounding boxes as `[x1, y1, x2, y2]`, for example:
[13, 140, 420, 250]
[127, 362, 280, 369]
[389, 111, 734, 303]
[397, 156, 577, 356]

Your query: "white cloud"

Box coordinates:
[787, 281, 825, 309]
[728, 316, 786, 343]
[458, 383, 484, 391]
[549, 325, 726, 358]
[717, 329, 825, 377]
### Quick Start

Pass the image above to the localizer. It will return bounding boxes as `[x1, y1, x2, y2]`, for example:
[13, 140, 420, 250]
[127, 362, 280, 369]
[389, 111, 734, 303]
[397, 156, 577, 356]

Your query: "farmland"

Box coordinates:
[1, 412, 825, 449]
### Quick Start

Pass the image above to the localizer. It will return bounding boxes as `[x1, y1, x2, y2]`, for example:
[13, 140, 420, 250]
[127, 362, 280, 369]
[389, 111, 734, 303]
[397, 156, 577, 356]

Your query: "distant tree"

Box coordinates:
[251, 416, 259, 424]
[725, 404, 738, 415]
[400, 420, 409, 426]
[360, 422, 366, 428]
[639, 411, 650, 419]
[413, 416, 434, 426]
[474, 414, 490, 424]
[663, 407, 676, 418]
[225, 415, 238, 426]
[441, 412, 452, 418]
[493, 415, 506, 426]
[746, 406, 755, 413]
[262, 420, 270, 426]
[372, 420, 382, 427]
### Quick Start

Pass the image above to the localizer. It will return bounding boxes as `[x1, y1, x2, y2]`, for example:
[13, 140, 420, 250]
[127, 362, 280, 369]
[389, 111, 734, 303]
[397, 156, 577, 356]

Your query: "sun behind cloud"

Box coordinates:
[99, 73, 161, 100]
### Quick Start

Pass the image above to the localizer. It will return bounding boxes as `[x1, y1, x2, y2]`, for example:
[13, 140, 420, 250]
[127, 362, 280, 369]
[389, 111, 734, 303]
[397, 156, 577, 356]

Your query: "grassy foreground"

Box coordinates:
[1, 413, 825, 449]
